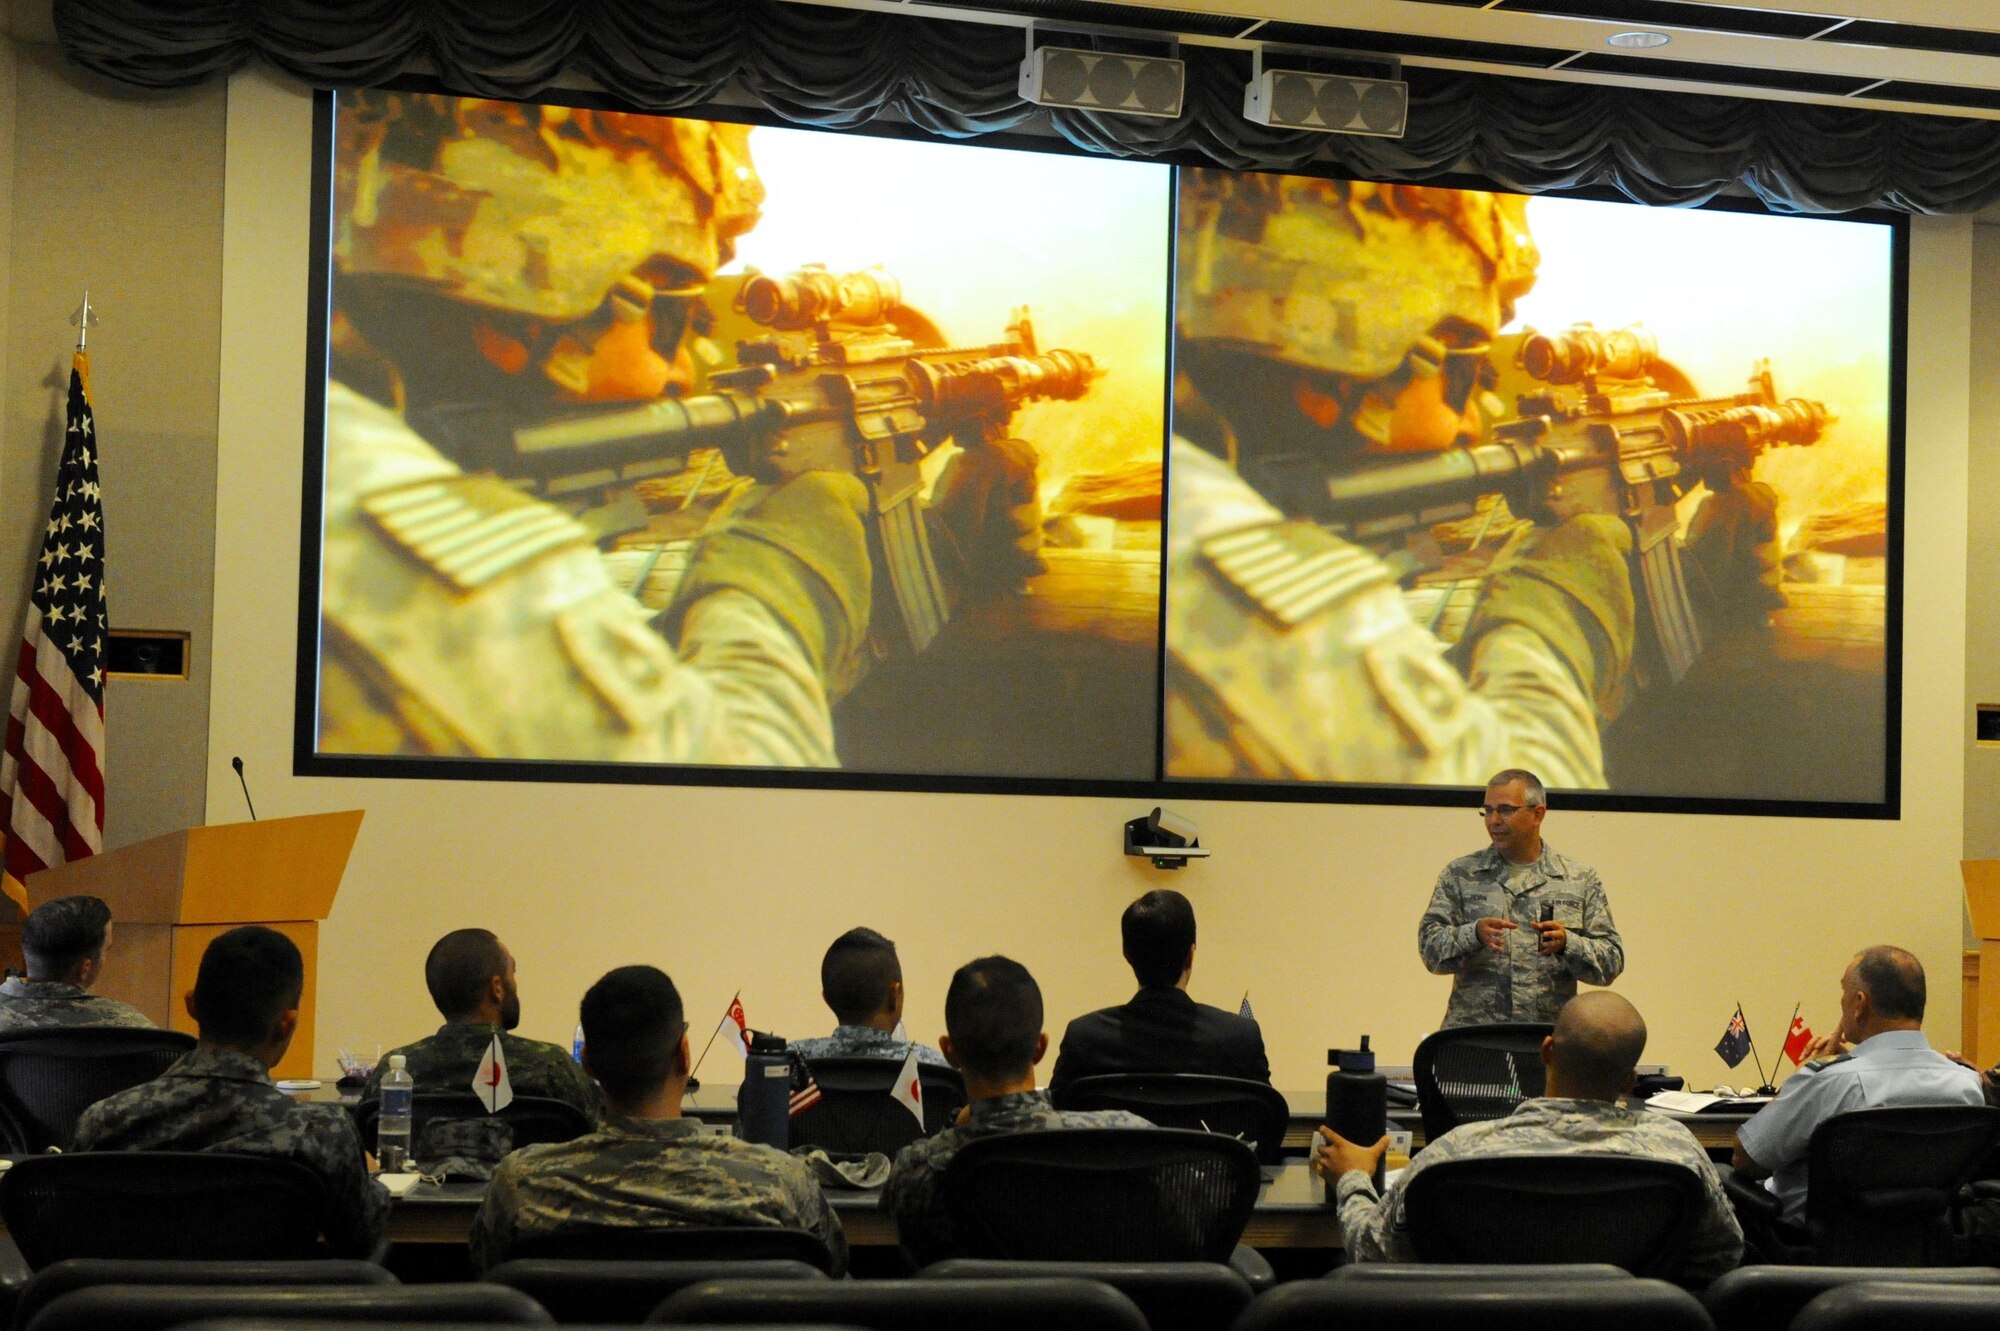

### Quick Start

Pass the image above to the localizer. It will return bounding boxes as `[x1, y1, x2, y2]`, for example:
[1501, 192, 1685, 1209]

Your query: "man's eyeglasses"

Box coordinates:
[1480, 804, 1535, 818]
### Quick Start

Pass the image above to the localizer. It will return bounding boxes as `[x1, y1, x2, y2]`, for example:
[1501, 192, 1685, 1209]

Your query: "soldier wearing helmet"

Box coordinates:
[1166, 169, 1635, 785]
[319, 92, 870, 764]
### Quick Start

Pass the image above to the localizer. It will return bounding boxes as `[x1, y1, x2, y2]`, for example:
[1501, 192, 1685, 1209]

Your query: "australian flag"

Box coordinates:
[1715, 1006, 1752, 1069]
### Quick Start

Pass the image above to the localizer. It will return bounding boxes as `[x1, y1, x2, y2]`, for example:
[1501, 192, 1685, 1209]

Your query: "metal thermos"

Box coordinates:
[737, 1031, 791, 1148]
[1325, 1036, 1387, 1200]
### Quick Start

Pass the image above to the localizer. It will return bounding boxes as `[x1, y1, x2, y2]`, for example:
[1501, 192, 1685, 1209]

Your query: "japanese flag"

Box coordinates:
[889, 1043, 924, 1127]
[474, 1032, 514, 1112]
[717, 993, 751, 1060]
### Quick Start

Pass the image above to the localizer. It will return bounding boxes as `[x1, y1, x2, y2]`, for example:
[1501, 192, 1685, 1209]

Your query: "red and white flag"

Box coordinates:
[0, 352, 107, 912]
[474, 1031, 513, 1112]
[1783, 1014, 1816, 1066]
[889, 1042, 923, 1127]
[716, 992, 751, 1060]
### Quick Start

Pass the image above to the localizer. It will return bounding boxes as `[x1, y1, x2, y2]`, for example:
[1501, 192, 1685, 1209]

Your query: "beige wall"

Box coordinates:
[1966, 222, 2000, 871]
[207, 69, 1975, 1091]
[1, 44, 221, 853]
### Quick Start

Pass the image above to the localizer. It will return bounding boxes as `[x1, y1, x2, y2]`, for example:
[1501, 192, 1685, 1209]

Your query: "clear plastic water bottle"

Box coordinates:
[572, 1024, 585, 1064]
[377, 1053, 413, 1172]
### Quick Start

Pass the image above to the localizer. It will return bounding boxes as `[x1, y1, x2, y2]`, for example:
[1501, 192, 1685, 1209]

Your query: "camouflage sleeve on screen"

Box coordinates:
[1459, 624, 1608, 789]
[1559, 863, 1624, 986]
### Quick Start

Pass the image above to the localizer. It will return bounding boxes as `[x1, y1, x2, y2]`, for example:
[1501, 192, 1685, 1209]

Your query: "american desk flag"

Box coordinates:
[0, 353, 107, 910]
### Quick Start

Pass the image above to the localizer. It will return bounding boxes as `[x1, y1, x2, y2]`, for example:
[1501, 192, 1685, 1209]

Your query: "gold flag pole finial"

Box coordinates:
[69, 291, 99, 351]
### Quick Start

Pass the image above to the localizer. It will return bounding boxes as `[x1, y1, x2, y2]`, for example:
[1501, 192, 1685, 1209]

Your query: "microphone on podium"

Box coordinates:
[231, 755, 258, 822]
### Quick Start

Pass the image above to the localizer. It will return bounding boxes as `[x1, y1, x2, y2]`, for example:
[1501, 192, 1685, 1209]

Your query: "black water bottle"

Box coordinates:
[1325, 1036, 1388, 1200]
[737, 1032, 791, 1148]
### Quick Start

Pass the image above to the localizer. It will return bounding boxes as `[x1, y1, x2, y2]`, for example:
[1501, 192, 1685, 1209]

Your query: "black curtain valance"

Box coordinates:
[50, 0, 2000, 214]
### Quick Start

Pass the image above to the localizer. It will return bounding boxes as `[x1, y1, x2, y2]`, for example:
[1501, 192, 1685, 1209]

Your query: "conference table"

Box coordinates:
[387, 1159, 1342, 1249]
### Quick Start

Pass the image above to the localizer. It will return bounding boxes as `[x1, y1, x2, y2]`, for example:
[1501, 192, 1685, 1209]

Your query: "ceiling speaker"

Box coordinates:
[1021, 46, 1185, 119]
[1244, 68, 1409, 137]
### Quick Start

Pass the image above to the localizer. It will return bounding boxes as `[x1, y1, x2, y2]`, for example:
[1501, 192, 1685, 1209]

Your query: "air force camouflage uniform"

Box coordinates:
[1419, 843, 1623, 1027]
[1333, 1097, 1743, 1284]
[73, 1047, 390, 1257]
[791, 1024, 950, 1068]
[881, 1089, 1150, 1266]
[362, 1023, 605, 1123]
[468, 1114, 847, 1272]
[0, 976, 154, 1031]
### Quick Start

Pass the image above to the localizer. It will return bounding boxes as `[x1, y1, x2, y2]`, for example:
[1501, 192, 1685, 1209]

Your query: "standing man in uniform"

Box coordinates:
[1419, 768, 1623, 1027]
[1167, 172, 1635, 785]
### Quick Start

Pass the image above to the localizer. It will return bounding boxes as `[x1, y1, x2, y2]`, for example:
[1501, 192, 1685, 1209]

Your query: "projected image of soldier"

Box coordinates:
[1166, 172, 1636, 786]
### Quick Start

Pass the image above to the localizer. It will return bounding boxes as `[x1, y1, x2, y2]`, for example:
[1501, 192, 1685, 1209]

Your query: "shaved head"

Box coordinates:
[1548, 991, 1647, 1101]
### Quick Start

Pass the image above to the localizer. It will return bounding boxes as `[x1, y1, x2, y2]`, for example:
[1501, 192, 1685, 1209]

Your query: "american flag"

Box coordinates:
[0, 353, 107, 904]
[788, 1052, 822, 1116]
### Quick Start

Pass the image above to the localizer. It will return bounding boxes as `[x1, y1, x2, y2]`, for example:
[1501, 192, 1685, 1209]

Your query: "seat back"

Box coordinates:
[1052, 1075, 1289, 1166]
[1791, 1281, 2000, 1331]
[484, 1258, 826, 1324]
[1325, 1262, 1635, 1283]
[0, 1027, 196, 1152]
[352, 1093, 592, 1161]
[942, 1128, 1258, 1263]
[499, 1226, 838, 1273]
[22, 1282, 552, 1331]
[1411, 1023, 1551, 1142]
[918, 1258, 1253, 1331]
[651, 1276, 1151, 1331]
[1804, 1105, 2000, 1265]
[1399, 1155, 1706, 1278]
[14, 1258, 393, 1331]
[0, 1152, 333, 1269]
[1231, 1276, 1713, 1331]
[1702, 1265, 2000, 1331]
[786, 1059, 966, 1155]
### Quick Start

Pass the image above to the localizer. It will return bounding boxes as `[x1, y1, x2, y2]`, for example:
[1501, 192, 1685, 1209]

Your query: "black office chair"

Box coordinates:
[1231, 1275, 1714, 1331]
[496, 1228, 838, 1274]
[1724, 1104, 2000, 1265]
[1702, 1265, 2000, 1331]
[941, 1129, 1259, 1266]
[1410, 1023, 1551, 1143]
[12, 1259, 396, 1331]
[21, 1283, 552, 1331]
[484, 1258, 827, 1324]
[1790, 1281, 2000, 1331]
[1052, 1075, 1290, 1166]
[0, 1027, 196, 1152]
[0, 1153, 333, 1269]
[352, 1093, 592, 1161]
[786, 1058, 966, 1155]
[651, 1276, 1151, 1331]
[918, 1258, 1253, 1331]
[1399, 1155, 1709, 1279]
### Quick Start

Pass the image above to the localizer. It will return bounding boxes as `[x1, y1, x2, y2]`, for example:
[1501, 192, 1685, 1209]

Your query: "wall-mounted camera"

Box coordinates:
[1124, 806, 1207, 869]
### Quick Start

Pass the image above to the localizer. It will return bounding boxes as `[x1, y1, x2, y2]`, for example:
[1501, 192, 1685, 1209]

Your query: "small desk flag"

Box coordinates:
[474, 1032, 513, 1112]
[788, 1053, 822, 1116]
[889, 1043, 923, 1127]
[716, 992, 751, 1060]
[1716, 1006, 1752, 1069]
[1784, 1014, 1816, 1066]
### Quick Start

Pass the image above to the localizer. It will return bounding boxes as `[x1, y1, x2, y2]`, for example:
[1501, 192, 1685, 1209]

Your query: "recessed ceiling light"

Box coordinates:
[1606, 31, 1671, 49]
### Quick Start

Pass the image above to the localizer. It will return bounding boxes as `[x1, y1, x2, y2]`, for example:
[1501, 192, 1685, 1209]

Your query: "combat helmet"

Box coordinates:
[334, 92, 763, 325]
[1176, 168, 1539, 384]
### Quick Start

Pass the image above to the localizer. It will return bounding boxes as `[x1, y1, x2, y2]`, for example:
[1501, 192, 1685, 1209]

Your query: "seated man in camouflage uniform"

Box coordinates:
[1317, 991, 1742, 1285]
[363, 928, 603, 1126]
[73, 927, 389, 1257]
[0, 894, 153, 1030]
[881, 956, 1152, 1266]
[790, 927, 946, 1068]
[469, 964, 846, 1272]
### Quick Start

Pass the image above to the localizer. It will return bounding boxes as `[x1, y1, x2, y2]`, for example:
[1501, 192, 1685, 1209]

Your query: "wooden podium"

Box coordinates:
[25, 811, 364, 1080]
[1964, 860, 2000, 1067]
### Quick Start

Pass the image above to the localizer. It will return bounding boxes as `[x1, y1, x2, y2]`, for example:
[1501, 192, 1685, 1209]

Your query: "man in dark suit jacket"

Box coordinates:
[1048, 889, 1271, 1093]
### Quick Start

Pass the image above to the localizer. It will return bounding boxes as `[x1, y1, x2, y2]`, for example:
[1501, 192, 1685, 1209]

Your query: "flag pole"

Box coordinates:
[1740, 1000, 1774, 1094]
[70, 291, 97, 351]
[688, 990, 738, 1082]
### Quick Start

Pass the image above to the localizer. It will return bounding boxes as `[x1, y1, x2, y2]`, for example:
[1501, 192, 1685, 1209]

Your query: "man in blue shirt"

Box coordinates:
[1733, 945, 1982, 1225]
